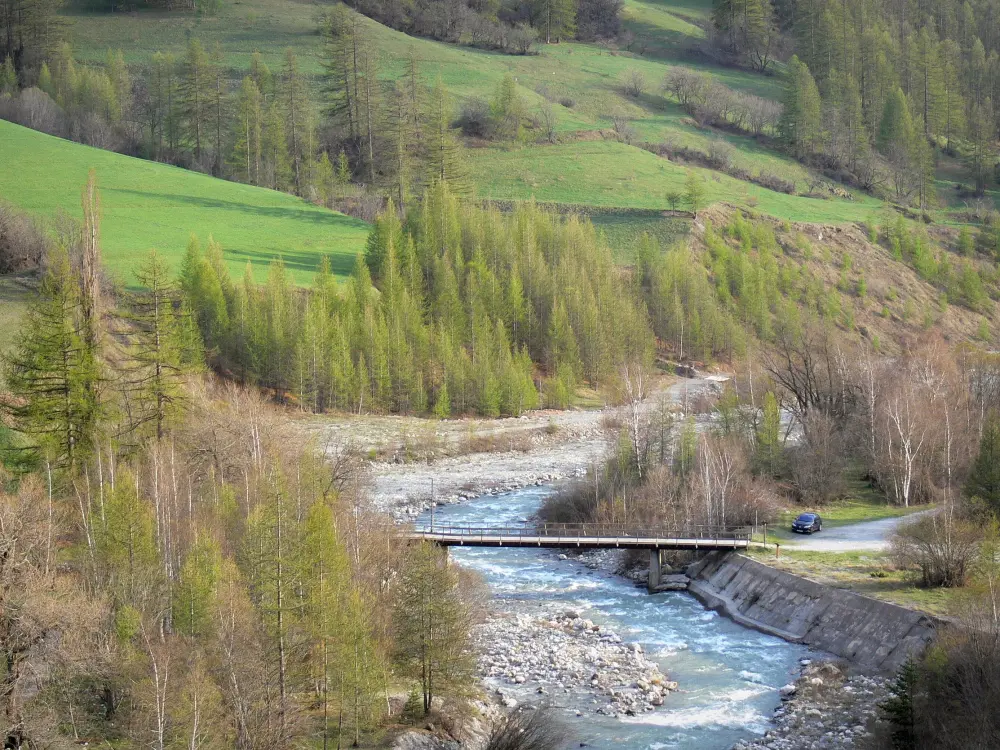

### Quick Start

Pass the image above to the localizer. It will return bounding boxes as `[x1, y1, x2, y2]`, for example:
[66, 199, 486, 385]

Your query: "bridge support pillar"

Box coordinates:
[648, 549, 662, 593]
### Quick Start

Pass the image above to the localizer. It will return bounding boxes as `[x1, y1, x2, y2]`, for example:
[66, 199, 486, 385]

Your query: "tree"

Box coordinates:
[685, 169, 705, 213]
[301, 501, 351, 750]
[321, 4, 361, 141]
[712, 0, 777, 71]
[209, 43, 228, 176]
[392, 543, 478, 714]
[173, 537, 222, 638]
[179, 39, 214, 163]
[879, 659, 918, 750]
[778, 55, 822, 159]
[423, 77, 469, 191]
[1, 247, 101, 468]
[966, 413, 1000, 514]
[532, 0, 576, 42]
[80, 171, 104, 352]
[120, 250, 202, 442]
[490, 74, 526, 141]
[0, 57, 17, 97]
[282, 48, 311, 195]
[149, 52, 179, 158]
[231, 76, 263, 185]
[262, 100, 291, 191]
[755, 390, 783, 476]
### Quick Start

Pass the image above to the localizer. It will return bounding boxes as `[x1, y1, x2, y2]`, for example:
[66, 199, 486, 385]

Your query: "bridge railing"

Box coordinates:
[409, 522, 751, 543]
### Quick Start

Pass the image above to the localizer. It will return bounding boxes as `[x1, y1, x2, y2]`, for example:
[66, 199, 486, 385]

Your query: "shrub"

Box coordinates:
[707, 139, 735, 170]
[0, 202, 50, 273]
[890, 512, 982, 588]
[485, 708, 568, 750]
[558, 97, 576, 109]
[621, 69, 645, 98]
[457, 97, 492, 138]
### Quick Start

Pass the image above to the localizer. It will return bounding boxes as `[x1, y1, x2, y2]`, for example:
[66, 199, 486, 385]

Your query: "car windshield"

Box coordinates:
[796, 514, 817, 522]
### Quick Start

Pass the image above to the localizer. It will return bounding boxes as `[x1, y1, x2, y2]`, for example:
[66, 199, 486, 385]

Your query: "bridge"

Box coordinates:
[404, 522, 752, 591]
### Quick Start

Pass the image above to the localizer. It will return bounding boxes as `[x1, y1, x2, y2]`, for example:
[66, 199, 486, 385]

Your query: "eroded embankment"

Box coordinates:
[686, 552, 940, 672]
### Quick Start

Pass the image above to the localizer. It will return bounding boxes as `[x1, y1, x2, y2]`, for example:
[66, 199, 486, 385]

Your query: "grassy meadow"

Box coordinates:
[0, 121, 370, 286]
[58, 0, 884, 227]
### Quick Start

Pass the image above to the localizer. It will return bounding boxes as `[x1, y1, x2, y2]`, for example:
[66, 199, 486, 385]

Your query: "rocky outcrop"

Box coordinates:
[687, 552, 940, 672]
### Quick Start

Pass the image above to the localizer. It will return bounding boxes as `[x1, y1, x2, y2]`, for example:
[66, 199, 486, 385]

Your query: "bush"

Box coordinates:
[485, 708, 568, 750]
[890, 512, 982, 588]
[0, 202, 50, 273]
[621, 69, 645, 98]
[707, 139, 735, 171]
[558, 97, 576, 109]
[457, 97, 492, 138]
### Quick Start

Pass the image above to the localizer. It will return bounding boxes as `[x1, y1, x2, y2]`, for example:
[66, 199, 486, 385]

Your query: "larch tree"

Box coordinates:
[778, 55, 822, 159]
[180, 39, 214, 163]
[1, 247, 101, 469]
[422, 77, 470, 192]
[120, 250, 202, 443]
[392, 542, 477, 715]
[231, 76, 263, 185]
[282, 48, 310, 195]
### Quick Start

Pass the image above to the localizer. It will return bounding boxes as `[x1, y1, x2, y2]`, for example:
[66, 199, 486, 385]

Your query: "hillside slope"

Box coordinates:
[0, 121, 370, 285]
[61, 0, 878, 225]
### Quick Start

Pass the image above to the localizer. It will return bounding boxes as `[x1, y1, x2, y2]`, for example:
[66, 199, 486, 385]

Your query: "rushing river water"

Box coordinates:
[418, 486, 810, 750]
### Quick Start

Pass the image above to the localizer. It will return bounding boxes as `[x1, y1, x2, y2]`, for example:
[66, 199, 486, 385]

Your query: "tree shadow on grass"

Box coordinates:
[104, 188, 371, 231]
[225, 246, 358, 280]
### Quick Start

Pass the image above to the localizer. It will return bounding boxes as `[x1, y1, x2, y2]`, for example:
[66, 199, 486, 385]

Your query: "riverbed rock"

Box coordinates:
[734, 659, 889, 750]
[654, 574, 691, 591]
[475, 609, 671, 717]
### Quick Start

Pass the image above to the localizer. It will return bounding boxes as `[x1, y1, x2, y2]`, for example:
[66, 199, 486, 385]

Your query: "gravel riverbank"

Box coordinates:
[475, 608, 676, 718]
[734, 660, 889, 750]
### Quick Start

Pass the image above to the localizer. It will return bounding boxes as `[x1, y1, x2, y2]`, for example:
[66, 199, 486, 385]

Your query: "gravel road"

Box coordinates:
[786, 510, 934, 552]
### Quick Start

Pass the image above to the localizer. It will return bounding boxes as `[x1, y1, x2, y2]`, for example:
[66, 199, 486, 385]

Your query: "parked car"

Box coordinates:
[791, 513, 823, 534]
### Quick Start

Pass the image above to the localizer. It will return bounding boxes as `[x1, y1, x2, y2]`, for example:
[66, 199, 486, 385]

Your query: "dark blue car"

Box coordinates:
[791, 513, 823, 534]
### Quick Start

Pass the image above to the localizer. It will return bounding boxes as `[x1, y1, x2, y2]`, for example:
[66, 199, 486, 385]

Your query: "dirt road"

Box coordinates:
[787, 510, 934, 552]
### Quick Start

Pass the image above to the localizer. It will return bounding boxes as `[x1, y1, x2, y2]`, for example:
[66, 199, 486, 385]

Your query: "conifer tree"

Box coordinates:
[180, 39, 214, 162]
[423, 77, 470, 192]
[966, 413, 1000, 514]
[209, 42, 228, 176]
[249, 50, 274, 103]
[755, 390, 783, 476]
[779, 55, 822, 158]
[231, 76, 263, 185]
[392, 543, 477, 715]
[685, 169, 705, 213]
[879, 659, 918, 750]
[490, 73, 526, 142]
[321, 4, 360, 141]
[0, 57, 15, 96]
[121, 250, 201, 442]
[262, 100, 291, 191]
[532, 0, 576, 42]
[1, 247, 101, 468]
[173, 538, 222, 637]
[282, 48, 311, 195]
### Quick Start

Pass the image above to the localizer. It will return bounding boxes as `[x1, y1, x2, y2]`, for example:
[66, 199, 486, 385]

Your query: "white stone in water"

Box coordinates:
[779, 684, 797, 697]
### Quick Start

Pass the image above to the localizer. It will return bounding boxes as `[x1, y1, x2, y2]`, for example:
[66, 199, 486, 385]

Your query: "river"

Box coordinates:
[418, 486, 810, 750]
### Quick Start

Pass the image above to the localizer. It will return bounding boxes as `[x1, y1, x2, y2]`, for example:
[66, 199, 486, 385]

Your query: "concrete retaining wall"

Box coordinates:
[686, 552, 941, 672]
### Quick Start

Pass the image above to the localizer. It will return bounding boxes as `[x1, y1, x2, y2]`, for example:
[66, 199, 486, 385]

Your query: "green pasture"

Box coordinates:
[0, 120, 369, 285]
